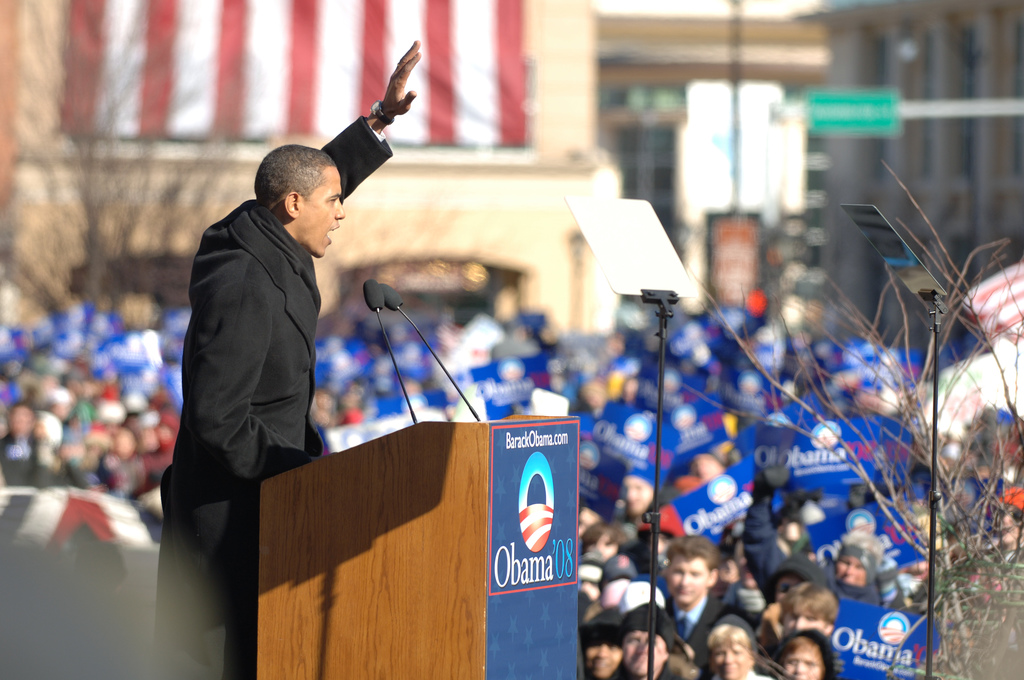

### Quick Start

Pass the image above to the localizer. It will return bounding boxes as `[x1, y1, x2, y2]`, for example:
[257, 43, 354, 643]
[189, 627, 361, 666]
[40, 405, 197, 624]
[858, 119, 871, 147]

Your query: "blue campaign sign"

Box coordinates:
[31, 315, 56, 349]
[373, 389, 450, 418]
[160, 309, 191, 364]
[635, 362, 710, 413]
[392, 340, 433, 383]
[0, 327, 28, 363]
[120, 368, 161, 397]
[470, 354, 551, 420]
[88, 311, 124, 345]
[668, 319, 710, 361]
[315, 337, 371, 392]
[749, 412, 910, 494]
[52, 330, 86, 360]
[92, 331, 164, 378]
[660, 456, 755, 540]
[806, 501, 922, 568]
[719, 365, 782, 417]
[487, 418, 579, 680]
[838, 339, 920, 394]
[162, 365, 184, 412]
[162, 307, 191, 338]
[591, 402, 677, 479]
[52, 303, 93, 336]
[831, 598, 933, 680]
[665, 400, 731, 472]
[578, 432, 627, 524]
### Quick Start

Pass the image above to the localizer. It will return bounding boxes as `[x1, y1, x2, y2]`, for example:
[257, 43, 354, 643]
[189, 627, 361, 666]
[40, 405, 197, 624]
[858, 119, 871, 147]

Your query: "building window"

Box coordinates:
[599, 86, 686, 111]
[617, 125, 677, 239]
[873, 34, 889, 180]
[1014, 18, 1024, 175]
[960, 24, 978, 179]
[921, 29, 935, 178]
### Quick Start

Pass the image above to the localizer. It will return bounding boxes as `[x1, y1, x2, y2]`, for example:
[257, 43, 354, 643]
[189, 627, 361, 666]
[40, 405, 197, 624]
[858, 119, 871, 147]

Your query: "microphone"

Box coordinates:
[362, 279, 418, 424]
[378, 283, 482, 422]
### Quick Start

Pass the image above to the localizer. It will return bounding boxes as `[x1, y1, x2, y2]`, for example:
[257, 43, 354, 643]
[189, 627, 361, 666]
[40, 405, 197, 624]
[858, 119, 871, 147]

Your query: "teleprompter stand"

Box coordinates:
[919, 288, 947, 680]
[639, 288, 679, 679]
[565, 196, 697, 680]
[842, 204, 948, 680]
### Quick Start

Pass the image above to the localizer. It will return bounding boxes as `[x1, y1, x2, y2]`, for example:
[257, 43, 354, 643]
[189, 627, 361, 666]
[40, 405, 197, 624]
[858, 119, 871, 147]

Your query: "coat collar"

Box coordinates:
[228, 201, 321, 352]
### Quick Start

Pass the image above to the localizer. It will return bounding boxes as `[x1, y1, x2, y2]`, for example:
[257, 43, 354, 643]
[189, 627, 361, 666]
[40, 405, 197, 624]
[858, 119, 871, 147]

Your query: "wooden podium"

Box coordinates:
[257, 417, 579, 680]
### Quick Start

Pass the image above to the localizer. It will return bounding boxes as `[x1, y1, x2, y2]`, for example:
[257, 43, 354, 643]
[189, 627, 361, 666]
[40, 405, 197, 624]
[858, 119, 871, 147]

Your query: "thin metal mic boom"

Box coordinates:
[379, 283, 482, 422]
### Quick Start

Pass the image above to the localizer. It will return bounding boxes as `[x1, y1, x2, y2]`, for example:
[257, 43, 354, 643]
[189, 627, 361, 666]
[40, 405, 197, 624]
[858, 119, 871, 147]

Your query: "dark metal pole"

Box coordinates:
[923, 291, 946, 680]
[641, 289, 678, 680]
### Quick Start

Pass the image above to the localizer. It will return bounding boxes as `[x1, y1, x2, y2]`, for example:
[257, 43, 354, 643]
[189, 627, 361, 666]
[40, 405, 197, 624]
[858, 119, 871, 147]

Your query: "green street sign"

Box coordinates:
[806, 89, 902, 137]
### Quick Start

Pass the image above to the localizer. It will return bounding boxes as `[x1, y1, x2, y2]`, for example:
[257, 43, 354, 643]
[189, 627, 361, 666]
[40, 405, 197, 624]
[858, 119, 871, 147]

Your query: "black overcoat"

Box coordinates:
[156, 118, 391, 679]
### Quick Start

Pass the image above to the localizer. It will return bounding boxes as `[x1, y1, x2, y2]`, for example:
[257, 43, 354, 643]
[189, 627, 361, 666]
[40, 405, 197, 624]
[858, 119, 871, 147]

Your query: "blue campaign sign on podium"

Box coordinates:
[486, 418, 580, 680]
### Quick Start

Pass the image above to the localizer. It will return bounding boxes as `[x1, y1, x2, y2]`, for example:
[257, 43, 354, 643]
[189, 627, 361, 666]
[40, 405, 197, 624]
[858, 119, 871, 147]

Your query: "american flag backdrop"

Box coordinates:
[61, 0, 528, 146]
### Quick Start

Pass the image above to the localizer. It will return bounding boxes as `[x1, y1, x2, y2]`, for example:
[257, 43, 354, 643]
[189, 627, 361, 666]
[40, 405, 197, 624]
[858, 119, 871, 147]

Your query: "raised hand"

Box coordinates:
[381, 41, 422, 120]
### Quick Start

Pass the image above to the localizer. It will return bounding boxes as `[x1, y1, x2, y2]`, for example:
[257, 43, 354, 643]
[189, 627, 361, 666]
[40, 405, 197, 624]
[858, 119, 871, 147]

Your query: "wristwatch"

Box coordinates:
[370, 100, 394, 126]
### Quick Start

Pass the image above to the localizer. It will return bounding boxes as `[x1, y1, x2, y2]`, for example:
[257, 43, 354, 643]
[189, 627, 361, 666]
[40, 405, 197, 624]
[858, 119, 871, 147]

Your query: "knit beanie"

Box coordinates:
[838, 542, 879, 584]
[620, 604, 676, 650]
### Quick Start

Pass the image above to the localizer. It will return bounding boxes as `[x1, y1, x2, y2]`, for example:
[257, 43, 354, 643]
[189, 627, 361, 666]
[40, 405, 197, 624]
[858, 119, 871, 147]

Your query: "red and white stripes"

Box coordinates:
[967, 260, 1024, 337]
[61, 0, 527, 146]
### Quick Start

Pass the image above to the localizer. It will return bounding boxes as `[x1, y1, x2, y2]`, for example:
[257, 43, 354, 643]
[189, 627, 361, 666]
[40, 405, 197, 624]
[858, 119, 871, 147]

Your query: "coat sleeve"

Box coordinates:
[322, 117, 393, 199]
[742, 496, 786, 596]
[183, 269, 312, 482]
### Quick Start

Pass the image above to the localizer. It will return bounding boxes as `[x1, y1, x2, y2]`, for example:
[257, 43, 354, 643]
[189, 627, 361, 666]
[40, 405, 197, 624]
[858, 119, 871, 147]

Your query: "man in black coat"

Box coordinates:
[0, 403, 50, 488]
[156, 43, 422, 680]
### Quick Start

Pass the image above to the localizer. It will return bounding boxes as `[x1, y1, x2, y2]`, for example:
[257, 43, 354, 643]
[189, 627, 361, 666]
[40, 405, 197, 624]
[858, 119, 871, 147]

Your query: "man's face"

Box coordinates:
[621, 630, 667, 680]
[835, 554, 868, 587]
[1001, 512, 1022, 551]
[664, 556, 717, 612]
[623, 476, 654, 520]
[287, 166, 344, 258]
[782, 609, 834, 637]
[584, 641, 623, 680]
[8, 406, 34, 438]
[691, 454, 724, 481]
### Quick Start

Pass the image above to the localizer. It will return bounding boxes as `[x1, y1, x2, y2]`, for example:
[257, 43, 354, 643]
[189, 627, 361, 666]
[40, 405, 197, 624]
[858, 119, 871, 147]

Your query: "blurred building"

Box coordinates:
[5, 0, 614, 332]
[818, 0, 1024, 332]
[2, 0, 839, 333]
[595, 0, 827, 315]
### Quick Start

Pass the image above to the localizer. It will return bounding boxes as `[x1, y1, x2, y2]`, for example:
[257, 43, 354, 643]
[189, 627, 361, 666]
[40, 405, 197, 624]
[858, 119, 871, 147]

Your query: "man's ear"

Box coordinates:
[708, 567, 719, 588]
[282, 191, 303, 219]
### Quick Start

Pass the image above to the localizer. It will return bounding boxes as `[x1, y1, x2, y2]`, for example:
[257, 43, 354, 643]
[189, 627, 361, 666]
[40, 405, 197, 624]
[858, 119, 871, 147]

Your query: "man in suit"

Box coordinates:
[156, 42, 422, 680]
[663, 535, 730, 674]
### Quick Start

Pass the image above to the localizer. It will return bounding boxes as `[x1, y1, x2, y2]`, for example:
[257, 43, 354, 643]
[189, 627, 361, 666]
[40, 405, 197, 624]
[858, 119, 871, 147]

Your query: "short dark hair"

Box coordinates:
[664, 535, 721, 571]
[254, 144, 336, 208]
[580, 521, 628, 552]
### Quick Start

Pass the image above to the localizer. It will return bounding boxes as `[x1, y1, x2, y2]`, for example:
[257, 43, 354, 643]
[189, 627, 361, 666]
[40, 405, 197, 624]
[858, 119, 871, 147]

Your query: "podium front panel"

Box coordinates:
[485, 418, 579, 680]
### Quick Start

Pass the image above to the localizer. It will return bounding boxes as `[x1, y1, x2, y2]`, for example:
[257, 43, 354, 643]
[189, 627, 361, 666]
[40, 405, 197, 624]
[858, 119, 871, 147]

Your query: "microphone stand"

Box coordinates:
[374, 310, 418, 424]
[640, 288, 678, 680]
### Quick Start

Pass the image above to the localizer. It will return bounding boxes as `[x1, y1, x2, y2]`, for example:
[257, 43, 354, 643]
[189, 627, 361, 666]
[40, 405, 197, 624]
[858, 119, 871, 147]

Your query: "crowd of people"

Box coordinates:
[0, 301, 1020, 679]
[575, 469, 899, 680]
[0, 360, 177, 510]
